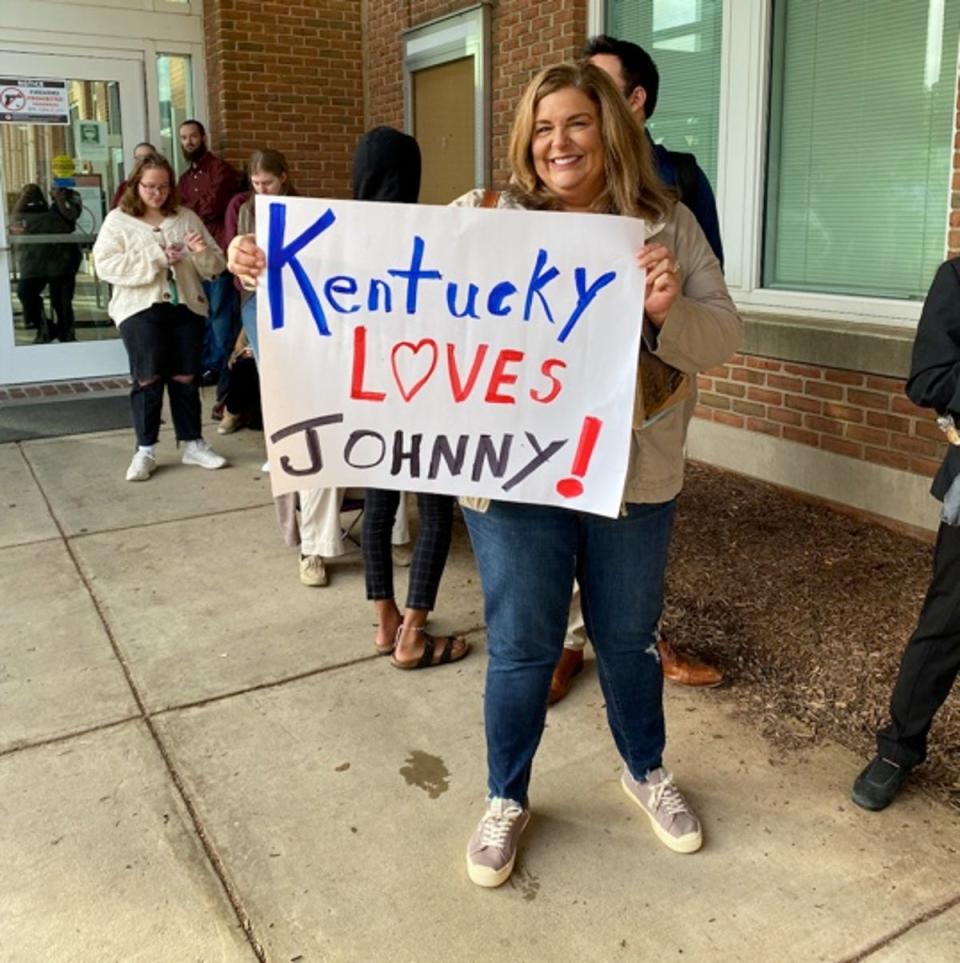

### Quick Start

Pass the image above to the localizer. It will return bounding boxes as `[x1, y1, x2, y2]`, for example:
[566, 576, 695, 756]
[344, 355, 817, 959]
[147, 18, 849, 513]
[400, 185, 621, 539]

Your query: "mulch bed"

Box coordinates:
[665, 462, 960, 812]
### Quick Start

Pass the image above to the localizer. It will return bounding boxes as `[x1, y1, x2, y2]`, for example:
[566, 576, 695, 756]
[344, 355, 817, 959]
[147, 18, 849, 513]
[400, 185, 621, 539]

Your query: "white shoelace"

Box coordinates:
[479, 799, 524, 847]
[648, 774, 690, 816]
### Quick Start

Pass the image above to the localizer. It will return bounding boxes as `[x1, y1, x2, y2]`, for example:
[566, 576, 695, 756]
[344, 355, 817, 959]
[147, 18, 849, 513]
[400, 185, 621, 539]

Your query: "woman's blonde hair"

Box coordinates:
[508, 62, 672, 222]
[120, 153, 179, 217]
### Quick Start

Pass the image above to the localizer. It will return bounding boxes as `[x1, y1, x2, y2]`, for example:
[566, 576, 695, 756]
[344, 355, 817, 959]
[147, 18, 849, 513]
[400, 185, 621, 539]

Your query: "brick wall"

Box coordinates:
[202, 0, 364, 198]
[364, 0, 587, 187]
[695, 357, 946, 479]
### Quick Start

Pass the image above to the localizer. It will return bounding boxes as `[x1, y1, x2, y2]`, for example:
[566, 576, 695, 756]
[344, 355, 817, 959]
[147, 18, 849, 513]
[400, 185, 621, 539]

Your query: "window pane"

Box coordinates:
[764, 0, 960, 299]
[606, 0, 723, 187]
[3, 79, 122, 346]
[156, 53, 194, 178]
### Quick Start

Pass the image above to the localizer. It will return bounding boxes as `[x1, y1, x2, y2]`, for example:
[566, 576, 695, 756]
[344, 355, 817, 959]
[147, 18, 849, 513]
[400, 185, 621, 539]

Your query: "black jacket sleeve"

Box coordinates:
[907, 259, 960, 415]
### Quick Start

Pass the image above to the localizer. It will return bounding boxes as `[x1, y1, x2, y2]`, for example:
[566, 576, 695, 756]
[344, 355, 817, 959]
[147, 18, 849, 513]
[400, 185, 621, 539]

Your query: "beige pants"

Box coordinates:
[299, 488, 410, 558]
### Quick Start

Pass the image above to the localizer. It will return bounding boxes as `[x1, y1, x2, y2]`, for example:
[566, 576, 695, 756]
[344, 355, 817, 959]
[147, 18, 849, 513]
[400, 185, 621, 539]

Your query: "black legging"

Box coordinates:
[362, 489, 454, 611]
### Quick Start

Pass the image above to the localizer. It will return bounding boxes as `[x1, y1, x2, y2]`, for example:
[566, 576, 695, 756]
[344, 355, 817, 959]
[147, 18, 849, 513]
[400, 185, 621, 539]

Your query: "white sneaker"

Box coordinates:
[181, 439, 228, 470]
[125, 450, 156, 482]
[299, 554, 328, 587]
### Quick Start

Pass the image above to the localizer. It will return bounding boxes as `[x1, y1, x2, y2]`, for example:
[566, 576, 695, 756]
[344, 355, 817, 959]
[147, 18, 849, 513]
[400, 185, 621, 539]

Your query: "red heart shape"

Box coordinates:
[391, 339, 439, 402]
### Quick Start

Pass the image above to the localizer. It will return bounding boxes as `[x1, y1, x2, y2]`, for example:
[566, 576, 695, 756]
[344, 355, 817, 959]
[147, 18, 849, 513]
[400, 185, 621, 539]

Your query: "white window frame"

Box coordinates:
[588, 0, 960, 327]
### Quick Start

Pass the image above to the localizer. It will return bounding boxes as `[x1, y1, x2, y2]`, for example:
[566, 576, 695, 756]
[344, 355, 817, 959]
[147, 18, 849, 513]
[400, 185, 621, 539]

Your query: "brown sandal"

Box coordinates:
[390, 627, 470, 670]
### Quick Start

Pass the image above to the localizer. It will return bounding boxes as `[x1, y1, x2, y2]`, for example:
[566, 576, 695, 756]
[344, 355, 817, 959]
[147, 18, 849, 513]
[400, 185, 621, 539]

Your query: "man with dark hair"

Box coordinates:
[582, 34, 723, 265]
[549, 34, 726, 704]
[177, 119, 240, 385]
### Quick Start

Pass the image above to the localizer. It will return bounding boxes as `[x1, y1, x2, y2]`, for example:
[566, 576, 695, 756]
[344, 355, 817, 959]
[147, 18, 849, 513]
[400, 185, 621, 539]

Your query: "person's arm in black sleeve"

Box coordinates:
[907, 259, 960, 415]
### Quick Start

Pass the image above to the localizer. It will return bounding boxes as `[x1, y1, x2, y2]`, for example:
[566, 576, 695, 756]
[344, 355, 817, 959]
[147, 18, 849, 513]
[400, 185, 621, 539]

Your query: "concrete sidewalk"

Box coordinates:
[1, 418, 959, 963]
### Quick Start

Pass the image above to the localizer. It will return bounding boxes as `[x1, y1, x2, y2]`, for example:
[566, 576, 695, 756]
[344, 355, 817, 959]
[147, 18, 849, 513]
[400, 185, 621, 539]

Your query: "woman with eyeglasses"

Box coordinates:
[93, 152, 229, 481]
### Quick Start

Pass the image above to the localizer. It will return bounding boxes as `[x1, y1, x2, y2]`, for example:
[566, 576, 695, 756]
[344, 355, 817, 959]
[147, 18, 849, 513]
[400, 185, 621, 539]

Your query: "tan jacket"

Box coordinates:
[451, 188, 742, 506]
[93, 207, 226, 325]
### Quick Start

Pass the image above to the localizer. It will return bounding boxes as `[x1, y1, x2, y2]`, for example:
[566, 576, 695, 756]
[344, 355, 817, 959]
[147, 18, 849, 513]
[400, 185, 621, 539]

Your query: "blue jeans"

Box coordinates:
[463, 498, 676, 805]
[240, 294, 258, 363]
[201, 271, 239, 373]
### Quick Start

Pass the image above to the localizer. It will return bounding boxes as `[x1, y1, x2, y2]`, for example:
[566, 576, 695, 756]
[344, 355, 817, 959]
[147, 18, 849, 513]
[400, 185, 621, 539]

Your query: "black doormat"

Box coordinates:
[0, 395, 130, 442]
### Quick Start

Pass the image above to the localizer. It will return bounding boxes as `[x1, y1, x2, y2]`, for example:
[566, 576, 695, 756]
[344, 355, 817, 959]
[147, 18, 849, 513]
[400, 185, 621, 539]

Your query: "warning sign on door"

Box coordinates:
[0, 78, 69, 125]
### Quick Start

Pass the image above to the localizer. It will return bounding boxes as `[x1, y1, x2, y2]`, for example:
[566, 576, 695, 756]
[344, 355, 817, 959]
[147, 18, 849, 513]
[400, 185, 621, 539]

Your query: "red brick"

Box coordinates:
[891, 434, 944, 457]
[866, 411, 910, 434]
[785, 393, 822, 414]
[865, 375, 906, 394]
[891, 396, 928, 417]
[746, 417, 781, 438]
[745, 356, 782, 372]
[713, 410, 745, 429]
[747, 387, 784, 406]
[824, 369, 865, 386]
[821, 436, 863, 458]
[697, 375, 713, 391]
[732, 400, 767, 418]
[767, 407, 803, 427]
[864, 447, 911, 471]
[822, 403, 863, 423]
[699, 392, 732, 410]
[846, 425, 888, 446]
[731, 367, 766, 385]
[804, 415, 844, 437]
[716, 382, 746, 399]
[784, 363, 822, 378]
[914, 419, 950, 442]
[910, 456, 942, 477]
[767, 374, 803, 392]
[783, 426, 820, 447]
[805, 381, 844, 401]
[705, 364, 730, 379]
[693, 405, 713, 420]
[847, 389, 890, 410]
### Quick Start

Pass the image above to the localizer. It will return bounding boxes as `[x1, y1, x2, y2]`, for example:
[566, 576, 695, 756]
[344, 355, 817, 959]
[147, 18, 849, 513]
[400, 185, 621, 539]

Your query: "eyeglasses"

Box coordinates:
[140, 183, 170, 193]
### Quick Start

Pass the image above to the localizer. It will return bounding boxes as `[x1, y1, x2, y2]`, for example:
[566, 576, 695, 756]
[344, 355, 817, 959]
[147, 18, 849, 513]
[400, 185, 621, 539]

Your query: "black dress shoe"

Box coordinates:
[852, 755, 910, 811]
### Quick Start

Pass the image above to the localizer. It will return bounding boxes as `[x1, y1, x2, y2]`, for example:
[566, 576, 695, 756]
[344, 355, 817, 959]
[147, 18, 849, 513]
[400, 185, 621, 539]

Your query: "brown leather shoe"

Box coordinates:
[548, 647, 584, 705]
[658, 636, 722, 687]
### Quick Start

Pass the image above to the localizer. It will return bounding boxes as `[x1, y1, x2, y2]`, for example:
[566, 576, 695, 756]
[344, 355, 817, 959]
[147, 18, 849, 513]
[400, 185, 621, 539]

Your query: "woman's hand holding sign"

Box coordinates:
[636, 242, 681, 328]
[227, 233, 265, 291]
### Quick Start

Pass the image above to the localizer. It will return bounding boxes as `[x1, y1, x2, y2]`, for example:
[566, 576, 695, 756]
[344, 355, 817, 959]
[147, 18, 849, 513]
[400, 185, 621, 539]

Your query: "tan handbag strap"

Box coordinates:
[480, 189, 500, 208]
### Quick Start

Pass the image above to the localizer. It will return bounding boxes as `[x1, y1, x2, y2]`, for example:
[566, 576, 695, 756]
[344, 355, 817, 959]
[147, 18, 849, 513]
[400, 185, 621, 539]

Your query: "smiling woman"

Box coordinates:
[449, 61, 743, 890]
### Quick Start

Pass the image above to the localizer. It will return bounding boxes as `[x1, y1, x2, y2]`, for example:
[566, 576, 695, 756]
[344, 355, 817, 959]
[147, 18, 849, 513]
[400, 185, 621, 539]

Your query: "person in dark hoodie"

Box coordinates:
[226, 128, 469, 670]
[351, 127, 469, 669]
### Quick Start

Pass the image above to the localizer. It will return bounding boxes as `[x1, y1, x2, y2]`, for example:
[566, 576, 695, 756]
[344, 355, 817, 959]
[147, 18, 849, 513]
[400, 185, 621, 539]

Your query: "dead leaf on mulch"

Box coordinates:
[665, 462, 959, 812]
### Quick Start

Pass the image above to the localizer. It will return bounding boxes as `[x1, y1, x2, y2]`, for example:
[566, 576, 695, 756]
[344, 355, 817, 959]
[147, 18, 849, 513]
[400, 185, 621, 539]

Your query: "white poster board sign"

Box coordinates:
[256, 196, 646, 518]
[0, 78, 69, 124]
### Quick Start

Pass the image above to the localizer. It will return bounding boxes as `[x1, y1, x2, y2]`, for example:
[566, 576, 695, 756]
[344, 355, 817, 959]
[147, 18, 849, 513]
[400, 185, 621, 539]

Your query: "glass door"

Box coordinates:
[0, 52, 146, 385]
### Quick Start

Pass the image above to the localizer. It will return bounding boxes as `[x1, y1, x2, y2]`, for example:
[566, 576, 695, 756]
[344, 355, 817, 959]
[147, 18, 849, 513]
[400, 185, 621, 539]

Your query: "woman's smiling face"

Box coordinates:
[531, 86, 606, 211]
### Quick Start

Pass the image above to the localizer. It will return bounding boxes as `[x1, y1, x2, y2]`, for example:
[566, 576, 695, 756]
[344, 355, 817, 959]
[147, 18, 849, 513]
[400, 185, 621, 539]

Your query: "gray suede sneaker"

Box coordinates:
[622, 767, 702, 853]
[466, 797, 530, 887]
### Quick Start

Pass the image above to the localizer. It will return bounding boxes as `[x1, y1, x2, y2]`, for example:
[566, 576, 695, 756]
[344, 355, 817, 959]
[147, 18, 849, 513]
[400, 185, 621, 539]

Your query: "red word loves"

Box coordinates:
[350, 326, 566, 405]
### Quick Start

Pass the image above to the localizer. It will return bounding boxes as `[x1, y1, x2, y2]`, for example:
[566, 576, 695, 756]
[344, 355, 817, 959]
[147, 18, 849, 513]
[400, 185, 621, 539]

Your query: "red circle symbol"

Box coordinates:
[1, 88, 26, 112]
[556, 477, 584, 498]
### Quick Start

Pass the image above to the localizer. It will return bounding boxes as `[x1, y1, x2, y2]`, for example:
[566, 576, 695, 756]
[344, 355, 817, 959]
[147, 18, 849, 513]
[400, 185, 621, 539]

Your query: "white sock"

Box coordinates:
[138, 445, 156, 458]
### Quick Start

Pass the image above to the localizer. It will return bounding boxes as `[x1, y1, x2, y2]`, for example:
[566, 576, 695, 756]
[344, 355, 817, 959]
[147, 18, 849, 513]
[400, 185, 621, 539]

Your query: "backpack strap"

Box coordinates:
[480, 189, 500, 209]
[667, 151, 698, 208]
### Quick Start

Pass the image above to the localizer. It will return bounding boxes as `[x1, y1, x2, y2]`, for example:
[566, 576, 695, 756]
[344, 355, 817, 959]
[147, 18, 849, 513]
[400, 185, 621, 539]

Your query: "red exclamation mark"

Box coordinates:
[556, 416, 603, 498]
